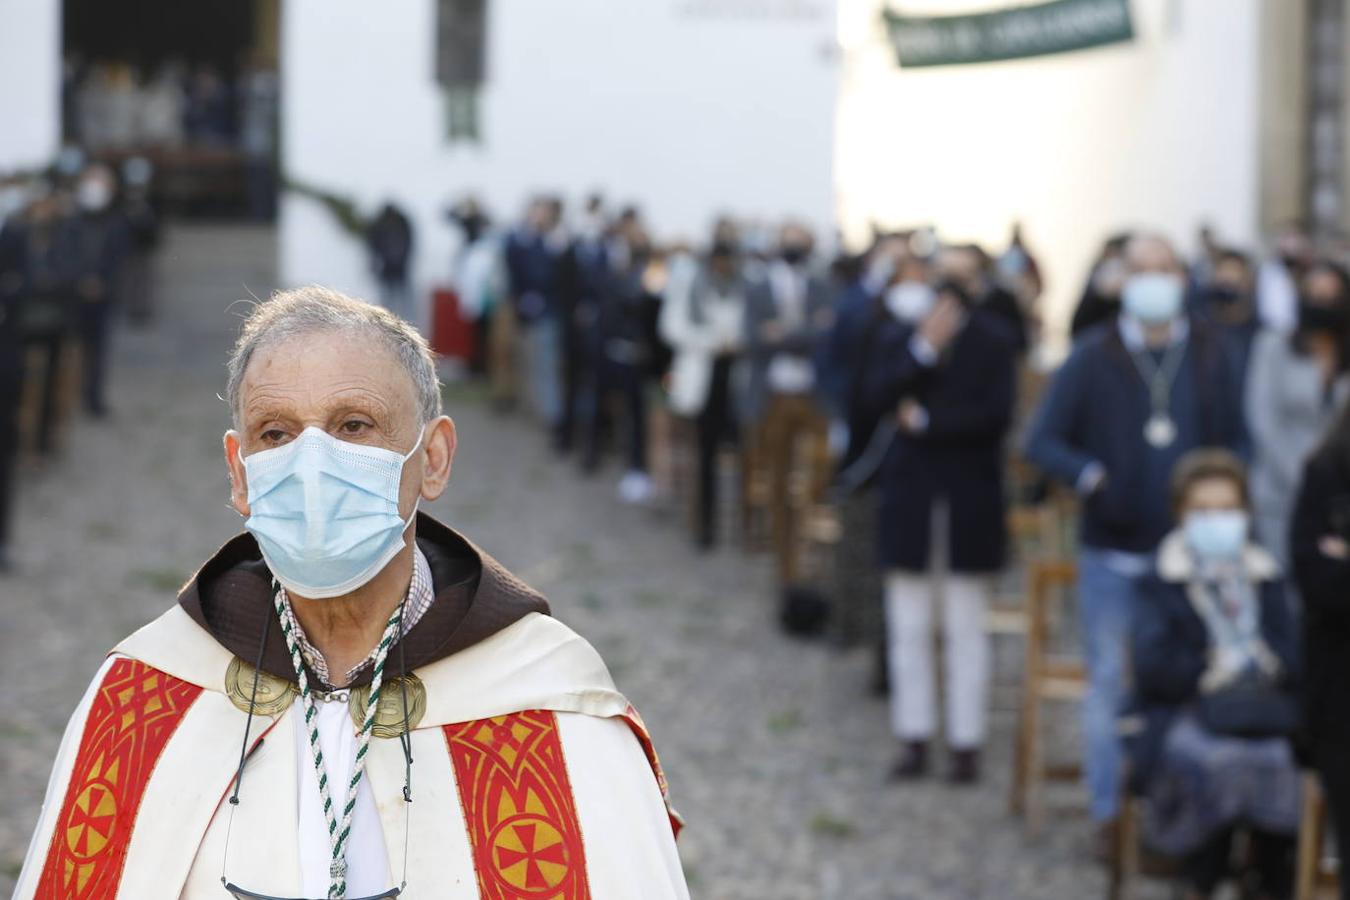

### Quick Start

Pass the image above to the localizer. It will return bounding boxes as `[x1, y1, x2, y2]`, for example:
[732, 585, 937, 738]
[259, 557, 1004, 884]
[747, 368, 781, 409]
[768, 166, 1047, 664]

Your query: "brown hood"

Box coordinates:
[176, 512, 549, 687]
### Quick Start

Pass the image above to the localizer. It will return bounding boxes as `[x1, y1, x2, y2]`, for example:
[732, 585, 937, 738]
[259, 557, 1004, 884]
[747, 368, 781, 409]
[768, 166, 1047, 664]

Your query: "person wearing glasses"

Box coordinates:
[12, 288, 688, 899]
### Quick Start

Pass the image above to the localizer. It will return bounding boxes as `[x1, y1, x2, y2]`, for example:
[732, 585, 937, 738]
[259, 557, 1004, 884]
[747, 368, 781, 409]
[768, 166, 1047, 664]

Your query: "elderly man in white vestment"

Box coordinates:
[14, 287, 688, 899]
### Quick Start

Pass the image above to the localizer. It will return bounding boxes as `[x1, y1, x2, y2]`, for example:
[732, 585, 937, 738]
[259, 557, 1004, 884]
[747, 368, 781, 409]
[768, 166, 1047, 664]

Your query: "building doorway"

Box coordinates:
[61, 0, 281, 218]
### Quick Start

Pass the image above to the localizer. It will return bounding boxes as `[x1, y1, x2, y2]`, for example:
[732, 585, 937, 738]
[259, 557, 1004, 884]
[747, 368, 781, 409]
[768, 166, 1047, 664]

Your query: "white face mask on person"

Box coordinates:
[1121, 272, 1185, 325]
[241, 425, 425, 599]
[1184, 509, 1248, 561]
[885, 282, 937, 323]
[77, 180, 113, 213]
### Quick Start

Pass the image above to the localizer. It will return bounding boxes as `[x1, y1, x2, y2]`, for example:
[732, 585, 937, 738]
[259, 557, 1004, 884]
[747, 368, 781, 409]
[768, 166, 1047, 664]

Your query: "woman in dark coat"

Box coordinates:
[1127, 449, 1300, 900]
[1291, 401, 1350, 900]
[856, 280, 1016, 783]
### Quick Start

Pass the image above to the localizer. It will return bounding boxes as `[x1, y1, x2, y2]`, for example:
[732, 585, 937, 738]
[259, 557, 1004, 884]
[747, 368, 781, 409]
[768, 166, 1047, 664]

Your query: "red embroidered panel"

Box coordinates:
[443, 710, 592, 899]
[34, 658, 202, 899]
[619, 704, 683, 839]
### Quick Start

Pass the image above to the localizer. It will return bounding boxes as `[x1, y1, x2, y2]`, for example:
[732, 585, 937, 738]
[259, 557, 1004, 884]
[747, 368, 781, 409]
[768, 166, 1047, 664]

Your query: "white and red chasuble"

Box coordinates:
[12, 608, 687, 899]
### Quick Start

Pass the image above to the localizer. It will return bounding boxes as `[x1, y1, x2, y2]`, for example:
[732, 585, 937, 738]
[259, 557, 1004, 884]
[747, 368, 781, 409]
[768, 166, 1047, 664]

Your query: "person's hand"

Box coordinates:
[1320, 535, 1350, 560]
[897, 398, 927, 434]
[918, 295, 963, 353]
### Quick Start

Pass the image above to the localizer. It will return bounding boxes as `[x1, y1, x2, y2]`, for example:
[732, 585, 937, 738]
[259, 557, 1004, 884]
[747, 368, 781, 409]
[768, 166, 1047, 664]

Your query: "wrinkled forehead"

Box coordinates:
[237, 329, 420, 426]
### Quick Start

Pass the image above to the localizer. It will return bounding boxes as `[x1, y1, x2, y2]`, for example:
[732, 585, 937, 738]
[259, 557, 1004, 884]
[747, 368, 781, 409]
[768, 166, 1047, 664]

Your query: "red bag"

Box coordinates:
[429, 286, 475, 362]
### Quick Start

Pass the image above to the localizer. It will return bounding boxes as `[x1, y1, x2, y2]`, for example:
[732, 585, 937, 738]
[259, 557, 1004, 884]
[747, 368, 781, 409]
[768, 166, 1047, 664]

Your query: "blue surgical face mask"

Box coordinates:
[1122, 272, 1185, 324]
[241, 425, 425, 599]
[1184, 509, 1248, 561]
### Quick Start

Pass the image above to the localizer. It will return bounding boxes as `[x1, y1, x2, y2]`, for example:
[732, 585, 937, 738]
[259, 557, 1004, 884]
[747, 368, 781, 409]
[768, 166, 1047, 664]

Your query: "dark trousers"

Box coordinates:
[0, 353, 21, 549]
[696, 357, 736, 548]
[79, 301, 111, 415]
[26, 333, 63, 456]
[1317, 742, 1350, 900]
[584, 358, 646, 474]
[1181, 826, 1293, 896]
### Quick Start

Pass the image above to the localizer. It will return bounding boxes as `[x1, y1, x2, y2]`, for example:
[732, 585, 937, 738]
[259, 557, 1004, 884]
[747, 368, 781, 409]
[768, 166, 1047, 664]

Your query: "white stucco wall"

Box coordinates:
[280, 0, 839, 316]
[0, 0, 61, 171]
[836, 0, 1263, 338]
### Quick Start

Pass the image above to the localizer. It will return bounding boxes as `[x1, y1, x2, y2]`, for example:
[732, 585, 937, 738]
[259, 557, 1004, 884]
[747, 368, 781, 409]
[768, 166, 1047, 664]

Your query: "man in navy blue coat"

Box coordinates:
[1024, 234, 1244, 847]
[858, 278, 1017, 783]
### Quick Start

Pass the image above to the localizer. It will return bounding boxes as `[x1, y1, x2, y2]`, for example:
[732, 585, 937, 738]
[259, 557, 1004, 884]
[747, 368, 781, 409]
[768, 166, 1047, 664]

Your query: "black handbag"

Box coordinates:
[1196, 672, 1298, 739]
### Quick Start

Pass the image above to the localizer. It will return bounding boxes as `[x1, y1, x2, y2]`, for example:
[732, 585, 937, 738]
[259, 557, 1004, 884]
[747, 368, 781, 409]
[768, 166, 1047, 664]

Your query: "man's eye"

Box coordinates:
[340, 420, 370, 435]
[261, 429, 289, 444]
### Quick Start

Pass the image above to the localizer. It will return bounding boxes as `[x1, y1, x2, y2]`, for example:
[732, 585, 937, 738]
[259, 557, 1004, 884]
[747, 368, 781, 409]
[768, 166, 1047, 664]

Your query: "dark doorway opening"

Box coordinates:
[61, 0, 280, 219]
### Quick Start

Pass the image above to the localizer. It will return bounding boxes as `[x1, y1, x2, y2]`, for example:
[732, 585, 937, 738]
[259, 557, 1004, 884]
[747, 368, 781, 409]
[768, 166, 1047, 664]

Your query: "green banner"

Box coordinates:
[883, 0, 1134, 68]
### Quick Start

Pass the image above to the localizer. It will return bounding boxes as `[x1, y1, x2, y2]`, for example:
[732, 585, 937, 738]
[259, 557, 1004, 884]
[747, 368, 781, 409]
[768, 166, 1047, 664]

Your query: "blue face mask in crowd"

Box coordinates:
[1184, 509, 1248, 561]
[1121, 272, 1185, 324]
[241, 425, 425, 599]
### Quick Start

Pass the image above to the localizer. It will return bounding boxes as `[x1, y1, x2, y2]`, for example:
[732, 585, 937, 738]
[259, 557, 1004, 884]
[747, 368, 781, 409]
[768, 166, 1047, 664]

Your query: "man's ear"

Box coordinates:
[419, 416, 457, 502]
[224, 431, 250, 517]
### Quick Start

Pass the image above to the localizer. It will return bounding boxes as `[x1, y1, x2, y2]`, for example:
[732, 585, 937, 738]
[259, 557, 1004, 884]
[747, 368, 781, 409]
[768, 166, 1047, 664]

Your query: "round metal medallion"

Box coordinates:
[349, 673, 427, 738]
[225, 657, 299, 717]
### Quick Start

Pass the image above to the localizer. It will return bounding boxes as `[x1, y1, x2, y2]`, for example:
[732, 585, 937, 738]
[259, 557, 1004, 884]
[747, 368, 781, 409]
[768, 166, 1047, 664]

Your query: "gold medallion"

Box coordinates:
[349, 673, 427, 738]
[225, 657, 298, 717]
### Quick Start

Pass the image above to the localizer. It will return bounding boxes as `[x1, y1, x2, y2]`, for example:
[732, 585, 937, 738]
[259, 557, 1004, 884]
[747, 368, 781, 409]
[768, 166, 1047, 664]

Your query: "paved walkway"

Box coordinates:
[0, 225, 1165, 898]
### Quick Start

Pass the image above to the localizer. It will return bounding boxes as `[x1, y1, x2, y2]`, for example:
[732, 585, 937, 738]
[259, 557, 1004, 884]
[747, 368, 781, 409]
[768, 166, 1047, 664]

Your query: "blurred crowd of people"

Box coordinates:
[0, 151, 162, 572]
[5, 151, 1350, 894]
[61, 57, 279, 219]
[435, 194, 1350, 899]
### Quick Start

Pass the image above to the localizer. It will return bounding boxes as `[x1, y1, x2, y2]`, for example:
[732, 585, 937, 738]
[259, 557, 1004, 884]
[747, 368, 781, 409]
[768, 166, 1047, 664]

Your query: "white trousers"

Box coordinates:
[884, 570, 991, 749]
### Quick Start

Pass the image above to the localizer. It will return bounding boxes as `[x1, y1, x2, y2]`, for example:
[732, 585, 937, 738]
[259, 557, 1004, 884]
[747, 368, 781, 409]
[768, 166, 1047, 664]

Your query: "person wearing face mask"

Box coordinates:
[743, 221, 834, 591]
[1193, 249, 1260, 393]
[1025, 234, 1245, 852]
[12, 287, 689, 899]
[856, 279, 1017, 783]
[821, 251, 926, 656]
[660, 231, 749, 549]
[1071, 233, 1132, 340]
[1245, 261, 1350, 569]
[70, 162, 129, 418]
[1125, 450, 1300, 900]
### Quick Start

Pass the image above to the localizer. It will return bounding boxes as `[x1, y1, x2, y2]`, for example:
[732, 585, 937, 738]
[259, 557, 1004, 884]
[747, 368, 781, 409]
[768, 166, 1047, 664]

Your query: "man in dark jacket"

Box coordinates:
[1291, 417, 1350, 900]
[859, 279, 1017, 783]
[1024, 234, 1244, 844]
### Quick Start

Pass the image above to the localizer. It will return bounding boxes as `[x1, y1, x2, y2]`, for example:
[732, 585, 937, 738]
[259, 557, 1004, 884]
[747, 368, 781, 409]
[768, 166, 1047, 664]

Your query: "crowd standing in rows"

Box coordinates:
[449, 194, 1350, 899]
[4, 161, 1350, 896]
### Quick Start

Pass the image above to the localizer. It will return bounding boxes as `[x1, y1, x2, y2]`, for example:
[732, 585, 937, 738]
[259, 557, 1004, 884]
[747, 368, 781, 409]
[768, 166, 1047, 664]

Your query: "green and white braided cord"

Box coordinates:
[274, 585, 404, 900]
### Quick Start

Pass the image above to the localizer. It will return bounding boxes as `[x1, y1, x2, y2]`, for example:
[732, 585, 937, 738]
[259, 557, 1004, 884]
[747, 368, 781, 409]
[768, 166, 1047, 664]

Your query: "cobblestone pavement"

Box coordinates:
[0, 225, 1172, 898]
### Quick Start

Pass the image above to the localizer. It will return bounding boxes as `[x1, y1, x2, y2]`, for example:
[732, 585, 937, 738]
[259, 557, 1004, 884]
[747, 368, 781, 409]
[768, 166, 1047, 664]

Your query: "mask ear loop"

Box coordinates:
[220, 583, 273, 888]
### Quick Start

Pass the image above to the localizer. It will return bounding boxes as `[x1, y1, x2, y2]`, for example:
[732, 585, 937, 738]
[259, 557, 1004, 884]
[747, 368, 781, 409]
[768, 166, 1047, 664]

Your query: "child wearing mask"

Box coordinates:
[1125, 449, 1300, 900]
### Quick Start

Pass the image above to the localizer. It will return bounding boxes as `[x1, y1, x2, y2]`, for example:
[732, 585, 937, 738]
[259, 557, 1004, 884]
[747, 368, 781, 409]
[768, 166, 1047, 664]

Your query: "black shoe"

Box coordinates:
[887, 741, 929, 781]
[948, 748, 981, 785]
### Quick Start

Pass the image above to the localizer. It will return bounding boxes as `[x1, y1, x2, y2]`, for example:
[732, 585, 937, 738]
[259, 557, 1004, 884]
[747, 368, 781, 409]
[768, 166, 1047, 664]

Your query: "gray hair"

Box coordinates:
[225, 285, 442, 427]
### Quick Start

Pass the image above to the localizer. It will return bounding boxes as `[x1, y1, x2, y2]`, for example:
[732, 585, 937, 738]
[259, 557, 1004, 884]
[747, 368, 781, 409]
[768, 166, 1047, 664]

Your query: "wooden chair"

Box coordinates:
[1298, 773, 1341, 900]
[1009, 558, 1085, 834]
